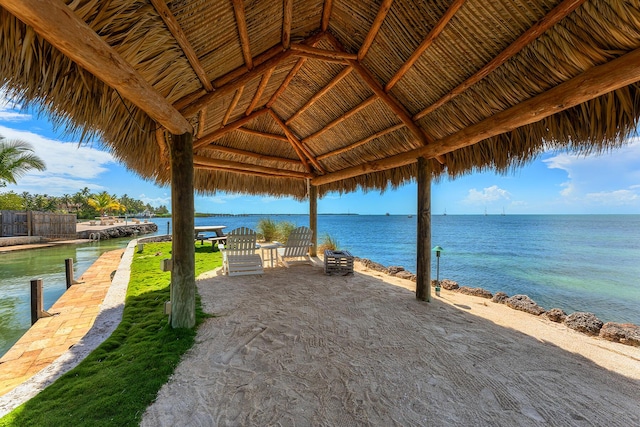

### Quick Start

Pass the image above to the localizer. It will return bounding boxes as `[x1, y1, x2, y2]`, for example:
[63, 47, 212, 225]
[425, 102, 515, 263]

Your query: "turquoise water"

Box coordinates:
[2, 214, 639, 358]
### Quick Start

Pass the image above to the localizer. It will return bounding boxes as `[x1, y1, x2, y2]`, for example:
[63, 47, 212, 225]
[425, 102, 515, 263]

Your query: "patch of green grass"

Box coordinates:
[0, 242, 221, 427]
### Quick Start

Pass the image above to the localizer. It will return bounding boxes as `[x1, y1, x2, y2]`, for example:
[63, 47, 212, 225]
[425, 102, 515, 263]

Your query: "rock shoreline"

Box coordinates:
[354, 257, 640, 347]
[76, 223, 158, 240]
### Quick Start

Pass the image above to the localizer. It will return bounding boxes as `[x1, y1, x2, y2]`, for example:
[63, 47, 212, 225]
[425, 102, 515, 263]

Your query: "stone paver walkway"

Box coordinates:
[0, 249, 125, 396]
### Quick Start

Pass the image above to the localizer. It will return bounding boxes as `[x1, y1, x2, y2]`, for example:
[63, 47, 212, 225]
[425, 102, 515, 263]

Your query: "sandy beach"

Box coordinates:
[142, 262, 640, 426]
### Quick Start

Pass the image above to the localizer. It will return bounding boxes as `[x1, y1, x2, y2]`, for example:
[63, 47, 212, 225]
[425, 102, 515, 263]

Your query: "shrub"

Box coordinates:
[276, 221, 296, 243]
[318, 233, 339, 251]
[256, 218, 278, 241]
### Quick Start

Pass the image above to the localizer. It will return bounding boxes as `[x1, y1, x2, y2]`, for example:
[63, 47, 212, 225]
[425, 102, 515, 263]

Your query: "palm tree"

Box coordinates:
[87, 191, 121, 217]
[0, 136, 46, 186]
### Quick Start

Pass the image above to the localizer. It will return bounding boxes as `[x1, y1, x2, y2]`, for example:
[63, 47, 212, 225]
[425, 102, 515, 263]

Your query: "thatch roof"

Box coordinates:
[1, 0, 639, 200]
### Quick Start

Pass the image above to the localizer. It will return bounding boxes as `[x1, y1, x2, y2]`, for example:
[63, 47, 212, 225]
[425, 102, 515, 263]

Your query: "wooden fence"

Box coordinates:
[0, 210, 76, 239]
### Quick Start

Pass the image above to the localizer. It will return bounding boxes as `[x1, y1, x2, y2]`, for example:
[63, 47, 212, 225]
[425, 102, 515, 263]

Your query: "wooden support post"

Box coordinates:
[169, 132, 196, 328]
[65, 258, 74, 289]
[309, 183, 318, 257]
[416, 157, 431, 301]
[30, 278, 43, 325]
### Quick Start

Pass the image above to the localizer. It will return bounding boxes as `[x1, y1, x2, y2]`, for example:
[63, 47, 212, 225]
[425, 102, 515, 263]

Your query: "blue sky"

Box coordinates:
[1, 92, 639, 215]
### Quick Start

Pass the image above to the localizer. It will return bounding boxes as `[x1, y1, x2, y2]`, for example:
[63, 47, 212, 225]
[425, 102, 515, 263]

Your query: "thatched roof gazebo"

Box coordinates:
[1, 0, 639, 327]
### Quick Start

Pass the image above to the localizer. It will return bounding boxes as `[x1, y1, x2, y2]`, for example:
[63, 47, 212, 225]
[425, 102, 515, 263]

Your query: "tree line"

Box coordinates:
[0, 134, 169, 218]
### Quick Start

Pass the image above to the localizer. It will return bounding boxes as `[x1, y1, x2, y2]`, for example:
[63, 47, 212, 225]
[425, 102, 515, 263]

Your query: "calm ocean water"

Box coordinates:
[1, 214, 639, 357]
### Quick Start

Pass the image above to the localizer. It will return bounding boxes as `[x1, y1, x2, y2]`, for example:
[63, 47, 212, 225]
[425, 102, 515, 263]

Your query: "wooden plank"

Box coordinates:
[194, 108, 269, 150]
[222, 87, 244, 126]
[321, 0, 333, 31]
[282, 0, 293, 49]
[0, 0, 192, 135]
[149, 0, 213, 91]
[286, 65, 353, 125]
[231, 0, 253, 70]
[414, 0, 587, 120]
[385, 0, 466, 91]
[194, 155, 312, 179]
[312, 46, 640, 186]
[301, 95, 378, 145]
[358, 0, 394, 61]
[246, 67, 274, 115]
[197, 108, 206, 138]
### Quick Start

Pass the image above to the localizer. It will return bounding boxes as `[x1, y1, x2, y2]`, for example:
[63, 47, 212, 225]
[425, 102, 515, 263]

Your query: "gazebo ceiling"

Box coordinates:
[1, 0, 640, 199]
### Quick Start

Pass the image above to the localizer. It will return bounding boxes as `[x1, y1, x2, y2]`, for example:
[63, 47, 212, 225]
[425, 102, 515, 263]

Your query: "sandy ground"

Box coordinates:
[142, 263, 640, 427]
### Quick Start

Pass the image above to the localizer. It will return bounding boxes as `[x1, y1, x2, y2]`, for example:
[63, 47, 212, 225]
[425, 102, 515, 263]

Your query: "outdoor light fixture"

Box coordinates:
[432, 246, 444, 297]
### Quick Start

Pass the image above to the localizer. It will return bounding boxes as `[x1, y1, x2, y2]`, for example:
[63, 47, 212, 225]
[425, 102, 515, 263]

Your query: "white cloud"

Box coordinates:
[543, 137, 640, 207]
[138, 193, 171, 208]
[0, 92, 30, 121]
[205, 194, 242, 204]
[463, 185, 511, 204]
[0, 125, 116, 195]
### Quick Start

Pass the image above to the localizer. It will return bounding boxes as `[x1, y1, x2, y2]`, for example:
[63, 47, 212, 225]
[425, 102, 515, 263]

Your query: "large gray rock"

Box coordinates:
[599, 322, 640, 347]
[355, 258, 387, 272]
[387, 266, 405, 275]
[564, 312, 604, 336]
[491, 292, 509, 304]
[395, 271, 416, 281]
[439, 279, 459, 290]
[505, 295, 545, 315]
[457, 286, 493, 299]
[544, 308, 567, 323]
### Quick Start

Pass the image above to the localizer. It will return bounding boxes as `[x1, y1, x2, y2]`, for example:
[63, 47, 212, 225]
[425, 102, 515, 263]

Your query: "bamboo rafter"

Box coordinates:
[205, 145, 302, 165]
[385, 0, 466, 91]
[197, 108, 206, 138]
[317, 123, 405, 160]
[290, 44, 358, 61]
[194, 108, 270, 150]
[413, 0, 587, 120]
[231, 0, 253, 70]
[321, 0, 333, 31]
[149, 0, 213, 92]
[246, 67, 274, 115]
[301, 94, 378, 145]
[267, 57, 307, 108]
[269, 110, 324, 174]
[236, 127, 289, 142]
[214, 45, 284, 89]
[222, 87, 244, 127]
[286, 65, 353, 125]
[194, 155, 312, 179]
[358, 0, 394, 61]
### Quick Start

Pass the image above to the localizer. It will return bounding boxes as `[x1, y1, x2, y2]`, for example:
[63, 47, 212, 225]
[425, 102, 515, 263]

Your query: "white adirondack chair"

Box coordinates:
[276, 226, 314, 267]
[219, 227, 263, 276]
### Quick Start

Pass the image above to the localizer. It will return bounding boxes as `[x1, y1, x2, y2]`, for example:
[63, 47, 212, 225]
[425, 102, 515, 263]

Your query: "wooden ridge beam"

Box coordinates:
[321, 0, 333, 31]
[302, 95, 378, 144]
[231, 0, 253, 70]
[312, 46, 640, 186]
[282, 0, 293, 49]
[358, 0, 394, 61]
[194, 155, 312, 179]
[246, 67, 274, 115]
[317, 123, 404, 160]
[206, 145, 302, 165]
[222, 87, 244, 126]
[236, 127, 288, 142]
[269, 110, 325, 174]
[385, 0, 465, 91]
[194, 108, 269, 150]
[150, 0, 213, 92]
[0, 0, 192, 135]
[286, 65, 353, 125]
[413, 0, 587, 120]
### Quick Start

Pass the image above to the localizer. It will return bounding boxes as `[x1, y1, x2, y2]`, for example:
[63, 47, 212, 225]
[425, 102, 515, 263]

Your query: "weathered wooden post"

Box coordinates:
[309, 183, 318, 257]
[169, 132, 195, 328]
[65, 258, 74, 289]
[30, 278, 43, 325]
[416, 156, 432, 301]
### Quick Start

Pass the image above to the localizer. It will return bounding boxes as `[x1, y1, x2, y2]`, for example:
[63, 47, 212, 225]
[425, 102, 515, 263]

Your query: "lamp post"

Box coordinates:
[432, 246, 444, 297]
